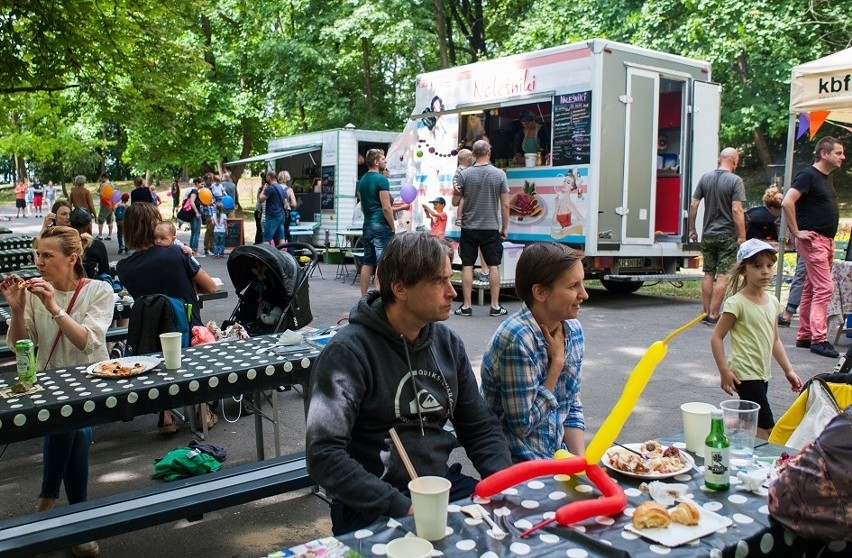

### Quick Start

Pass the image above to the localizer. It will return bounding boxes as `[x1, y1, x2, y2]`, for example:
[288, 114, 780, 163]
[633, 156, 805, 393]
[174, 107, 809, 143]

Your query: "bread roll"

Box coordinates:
[670, 501, 700, 526]
[632, 501, 671, 529]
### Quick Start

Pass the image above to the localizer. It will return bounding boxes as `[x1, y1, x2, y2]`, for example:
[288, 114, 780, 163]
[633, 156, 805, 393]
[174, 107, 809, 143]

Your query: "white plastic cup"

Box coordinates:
[524, 153, 537, 167]
[408, 476, 451, 541]
[720, 399, 760, 465]
[159, 332, 183, 369]
[681, 402, 716, 454]
[385, 536, 433, 558]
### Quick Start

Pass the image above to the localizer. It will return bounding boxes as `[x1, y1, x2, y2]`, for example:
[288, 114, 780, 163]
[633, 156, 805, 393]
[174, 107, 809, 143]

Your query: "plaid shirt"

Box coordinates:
[481, 305, 585, 461]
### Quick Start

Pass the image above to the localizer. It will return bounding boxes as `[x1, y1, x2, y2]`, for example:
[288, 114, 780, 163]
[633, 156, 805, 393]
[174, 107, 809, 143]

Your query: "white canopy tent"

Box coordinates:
[776, 47, 852, 297]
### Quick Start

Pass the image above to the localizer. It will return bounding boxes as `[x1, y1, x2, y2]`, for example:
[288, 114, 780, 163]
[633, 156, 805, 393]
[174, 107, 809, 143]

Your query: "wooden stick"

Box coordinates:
[389, 427, 419, 482]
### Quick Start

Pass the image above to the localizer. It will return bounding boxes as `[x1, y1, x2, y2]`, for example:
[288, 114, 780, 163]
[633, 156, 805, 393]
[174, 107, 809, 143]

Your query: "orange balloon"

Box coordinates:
[101, 184, 113, 200]
[198, 187, 213, 205]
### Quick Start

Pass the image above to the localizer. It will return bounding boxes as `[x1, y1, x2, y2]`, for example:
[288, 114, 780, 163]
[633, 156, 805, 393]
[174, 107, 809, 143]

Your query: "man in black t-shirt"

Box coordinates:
[781, 136, 846, 358]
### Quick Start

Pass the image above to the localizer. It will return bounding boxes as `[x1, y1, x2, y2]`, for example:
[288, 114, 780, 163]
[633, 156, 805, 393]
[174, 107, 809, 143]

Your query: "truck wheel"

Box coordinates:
[600, 278, 644, 294]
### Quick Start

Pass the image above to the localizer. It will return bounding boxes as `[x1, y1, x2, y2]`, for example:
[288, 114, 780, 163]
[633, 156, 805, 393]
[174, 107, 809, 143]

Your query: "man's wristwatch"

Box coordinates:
[51, 309, 67, 320]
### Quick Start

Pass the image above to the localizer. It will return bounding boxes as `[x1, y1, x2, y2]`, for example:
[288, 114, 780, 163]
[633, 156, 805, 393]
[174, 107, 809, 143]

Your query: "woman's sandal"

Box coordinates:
[157, 410, 180, 434]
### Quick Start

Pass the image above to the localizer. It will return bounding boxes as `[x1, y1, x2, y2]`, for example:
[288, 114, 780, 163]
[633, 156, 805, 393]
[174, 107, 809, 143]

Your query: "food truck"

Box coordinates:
[387, 39, 720, 292]
[229, 126, 398, 244]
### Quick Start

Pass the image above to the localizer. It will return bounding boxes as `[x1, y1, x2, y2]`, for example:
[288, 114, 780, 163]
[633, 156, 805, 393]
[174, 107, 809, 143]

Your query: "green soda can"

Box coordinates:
[15, 339, 37, 385]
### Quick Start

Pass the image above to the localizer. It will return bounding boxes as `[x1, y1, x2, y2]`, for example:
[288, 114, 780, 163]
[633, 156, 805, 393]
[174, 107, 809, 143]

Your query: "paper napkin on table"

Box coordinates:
[278, 330, 303, 346]
[641, 481, 690, 506]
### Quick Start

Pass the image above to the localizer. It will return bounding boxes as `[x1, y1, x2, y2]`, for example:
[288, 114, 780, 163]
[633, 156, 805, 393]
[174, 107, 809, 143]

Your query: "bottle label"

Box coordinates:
[705, 447, 730, 484]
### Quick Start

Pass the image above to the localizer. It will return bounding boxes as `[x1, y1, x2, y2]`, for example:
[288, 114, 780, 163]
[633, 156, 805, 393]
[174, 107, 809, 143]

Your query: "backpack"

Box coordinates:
[126, 294, 191, 356]
[114, 204, 126, 222]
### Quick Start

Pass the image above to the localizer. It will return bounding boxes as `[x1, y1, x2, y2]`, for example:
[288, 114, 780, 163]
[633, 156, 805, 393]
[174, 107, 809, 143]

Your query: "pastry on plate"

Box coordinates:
[632, 501, 671, 529]
[670, 501, 700, 526]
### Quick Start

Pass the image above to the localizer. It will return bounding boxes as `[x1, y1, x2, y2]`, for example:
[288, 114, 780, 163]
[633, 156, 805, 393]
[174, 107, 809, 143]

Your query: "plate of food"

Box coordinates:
[626, 500, 732, 547]
[601, 441, 694, 479]
[509, 181, 546, 225]
[86, 356, 162, 378]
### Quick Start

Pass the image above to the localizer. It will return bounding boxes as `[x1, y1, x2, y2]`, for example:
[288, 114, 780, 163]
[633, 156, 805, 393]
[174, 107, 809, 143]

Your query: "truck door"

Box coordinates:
[621, 68, 659, 245]
[688, 81, 722, 208]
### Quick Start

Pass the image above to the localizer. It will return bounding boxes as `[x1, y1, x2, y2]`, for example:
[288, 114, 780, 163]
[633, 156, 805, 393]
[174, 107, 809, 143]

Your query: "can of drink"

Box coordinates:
[15, 339, 37, 385]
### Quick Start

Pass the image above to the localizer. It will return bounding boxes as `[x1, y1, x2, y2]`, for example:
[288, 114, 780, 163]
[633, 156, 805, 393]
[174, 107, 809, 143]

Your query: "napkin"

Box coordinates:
[640, 481, 690, 506]
[737, 469, 770, 493]
[278, 330, 303, 346]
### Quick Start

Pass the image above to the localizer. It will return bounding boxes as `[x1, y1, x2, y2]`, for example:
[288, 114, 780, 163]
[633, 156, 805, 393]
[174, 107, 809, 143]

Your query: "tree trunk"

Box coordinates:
[433, 0, 450, 69]
[735, 52, 771, 167]
[14, 154, 26, 181]
[181, 166, 189, 182]
[362, 37, 373, 115]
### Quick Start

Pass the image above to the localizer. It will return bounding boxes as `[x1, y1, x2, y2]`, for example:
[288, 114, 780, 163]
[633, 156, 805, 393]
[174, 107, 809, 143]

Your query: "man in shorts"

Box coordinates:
[356, 148, 395, 296]
[454, 140, 510, 316]
[687, 147, 746, 325]
[97, 174, 115, 240]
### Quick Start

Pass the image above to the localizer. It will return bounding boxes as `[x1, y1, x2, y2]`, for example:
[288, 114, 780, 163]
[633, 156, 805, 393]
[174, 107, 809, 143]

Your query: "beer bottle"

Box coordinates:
[704, 408, 730, 490]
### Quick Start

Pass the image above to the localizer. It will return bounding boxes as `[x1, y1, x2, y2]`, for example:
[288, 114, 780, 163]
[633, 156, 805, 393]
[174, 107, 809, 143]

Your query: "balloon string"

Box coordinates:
[662, 313, 706, 344]
[520, 517, 554, 538]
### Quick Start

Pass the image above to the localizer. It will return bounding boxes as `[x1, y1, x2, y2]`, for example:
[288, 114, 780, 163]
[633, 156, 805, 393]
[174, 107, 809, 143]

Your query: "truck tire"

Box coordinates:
[600, 278, 644, 294]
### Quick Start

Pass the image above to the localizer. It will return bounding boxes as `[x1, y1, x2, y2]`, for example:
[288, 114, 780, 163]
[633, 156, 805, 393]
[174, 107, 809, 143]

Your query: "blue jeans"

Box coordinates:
[189, 216, 201, 251]
[263, 213, 286, 244]
[214, 231, 226, 256]
[40, 428, 93, 504]
[362, 222, 394, 266]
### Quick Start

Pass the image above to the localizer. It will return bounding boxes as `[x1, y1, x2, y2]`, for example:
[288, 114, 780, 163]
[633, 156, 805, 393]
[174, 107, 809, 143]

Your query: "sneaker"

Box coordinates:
[777, 315, 792, 327]
[795, 339, 811, 348]
[489, 305, 508, 317]
[105, 237, 111, 241]
[454, 305, 472, 316]
[810, 341, 839, 358]
[96, 236, 103, 240]
[701, 316, 718, 325]
[71, 541, 99, 557]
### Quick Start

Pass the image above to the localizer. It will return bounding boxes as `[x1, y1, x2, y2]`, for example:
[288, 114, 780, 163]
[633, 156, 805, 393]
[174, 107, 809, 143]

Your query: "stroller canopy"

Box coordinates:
[227, 244, 300, 303]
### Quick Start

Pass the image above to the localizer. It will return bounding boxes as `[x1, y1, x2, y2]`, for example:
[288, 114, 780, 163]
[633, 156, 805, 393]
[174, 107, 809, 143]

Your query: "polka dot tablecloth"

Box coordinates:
[330, 442, 847, 557]
[0, 334, 319, 444]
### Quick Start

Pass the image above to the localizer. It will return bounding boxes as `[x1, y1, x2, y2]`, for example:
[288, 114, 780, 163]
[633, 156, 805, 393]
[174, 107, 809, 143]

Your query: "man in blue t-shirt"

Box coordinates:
[259, 170, 288, 245]
[356, 148, 395, 295]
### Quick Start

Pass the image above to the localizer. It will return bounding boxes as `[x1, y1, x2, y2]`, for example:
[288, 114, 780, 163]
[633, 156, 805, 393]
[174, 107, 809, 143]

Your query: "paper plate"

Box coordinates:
[601, 443, 695, 479]
[86, 356, 162, 378]
[625, 506, 732, 547]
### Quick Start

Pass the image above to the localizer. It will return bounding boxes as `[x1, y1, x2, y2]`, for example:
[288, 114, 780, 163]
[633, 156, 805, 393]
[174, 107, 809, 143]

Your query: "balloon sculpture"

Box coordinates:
[110, 190, 122, 204]
[221, 195, 235, 210]
[474, 313, 705, 537]
[399, 184, 418, 204]
[198, 187, 213, 205]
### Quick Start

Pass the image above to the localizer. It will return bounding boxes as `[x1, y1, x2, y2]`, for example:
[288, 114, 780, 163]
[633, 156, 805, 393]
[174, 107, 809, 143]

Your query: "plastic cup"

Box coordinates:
[385, 536, 433, 558]
[681, 402, 716, 455]
[720, 399, 760, 466]
[408, 476, 451, 541]
[159, 332, 182, 369]
[524, 153, 537, 167]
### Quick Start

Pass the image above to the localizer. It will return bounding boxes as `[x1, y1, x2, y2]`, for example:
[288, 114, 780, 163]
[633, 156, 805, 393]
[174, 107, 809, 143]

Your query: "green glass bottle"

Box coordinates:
[704, 408, 730, 490]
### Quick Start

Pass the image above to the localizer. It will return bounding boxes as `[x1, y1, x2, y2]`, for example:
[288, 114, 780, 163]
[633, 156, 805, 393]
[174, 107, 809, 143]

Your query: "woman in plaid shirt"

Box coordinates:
[481, 242, 588, 461]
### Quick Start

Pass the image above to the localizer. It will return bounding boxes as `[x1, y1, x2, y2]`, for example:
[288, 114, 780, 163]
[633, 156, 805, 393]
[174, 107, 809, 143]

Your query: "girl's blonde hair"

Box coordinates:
[726, 249, 777, 296]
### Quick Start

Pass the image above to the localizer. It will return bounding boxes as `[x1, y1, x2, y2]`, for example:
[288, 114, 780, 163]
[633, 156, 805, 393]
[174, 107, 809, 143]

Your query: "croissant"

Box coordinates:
[632, 501, 671, 529]
[670, 501, 700, 526]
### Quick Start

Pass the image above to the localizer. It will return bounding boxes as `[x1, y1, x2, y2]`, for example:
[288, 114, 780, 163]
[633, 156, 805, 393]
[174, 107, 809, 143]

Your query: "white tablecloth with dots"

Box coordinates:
[325, 442, 847, 558]
[0, 334, 319, 445]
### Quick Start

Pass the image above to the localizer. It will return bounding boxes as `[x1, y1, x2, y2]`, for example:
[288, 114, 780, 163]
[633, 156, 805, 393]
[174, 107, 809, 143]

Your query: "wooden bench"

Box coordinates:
[0, 452, 312, 557]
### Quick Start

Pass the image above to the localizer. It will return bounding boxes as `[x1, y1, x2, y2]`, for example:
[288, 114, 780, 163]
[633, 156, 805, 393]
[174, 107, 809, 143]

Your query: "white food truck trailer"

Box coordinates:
[388, 38, 720, 292]
[228, 126, 398, 245]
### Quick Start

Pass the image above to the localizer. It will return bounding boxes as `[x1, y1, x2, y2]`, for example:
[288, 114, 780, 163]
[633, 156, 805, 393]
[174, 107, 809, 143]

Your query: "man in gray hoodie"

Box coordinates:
[306, 232, 512, 535]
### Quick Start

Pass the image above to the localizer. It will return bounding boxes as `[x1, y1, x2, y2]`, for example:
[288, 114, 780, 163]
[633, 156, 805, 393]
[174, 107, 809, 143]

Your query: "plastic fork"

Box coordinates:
[460, 503, 507, 539]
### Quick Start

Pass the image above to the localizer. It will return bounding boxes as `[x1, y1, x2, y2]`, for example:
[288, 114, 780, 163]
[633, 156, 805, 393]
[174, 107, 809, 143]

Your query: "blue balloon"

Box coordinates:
[222, 195, 235, 210]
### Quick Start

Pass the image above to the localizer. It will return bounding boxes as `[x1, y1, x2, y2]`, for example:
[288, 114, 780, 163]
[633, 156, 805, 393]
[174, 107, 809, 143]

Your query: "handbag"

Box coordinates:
[177, 197, 195, 222]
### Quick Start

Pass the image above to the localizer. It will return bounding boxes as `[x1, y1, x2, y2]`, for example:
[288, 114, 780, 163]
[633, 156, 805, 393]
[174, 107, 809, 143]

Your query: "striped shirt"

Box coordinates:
[481, 305, 585, 462]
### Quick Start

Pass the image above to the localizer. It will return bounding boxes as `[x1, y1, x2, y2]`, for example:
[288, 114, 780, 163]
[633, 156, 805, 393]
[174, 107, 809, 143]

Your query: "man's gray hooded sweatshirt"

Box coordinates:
[306, 292, 512, 521]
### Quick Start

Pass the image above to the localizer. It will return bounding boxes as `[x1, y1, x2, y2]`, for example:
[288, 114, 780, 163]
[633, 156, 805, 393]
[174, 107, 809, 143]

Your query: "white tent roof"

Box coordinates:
[790, 47, 852, 123]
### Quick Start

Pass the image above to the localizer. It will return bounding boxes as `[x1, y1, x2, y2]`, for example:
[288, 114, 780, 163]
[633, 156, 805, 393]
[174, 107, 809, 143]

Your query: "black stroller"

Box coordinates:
[223, 243, 318, 335]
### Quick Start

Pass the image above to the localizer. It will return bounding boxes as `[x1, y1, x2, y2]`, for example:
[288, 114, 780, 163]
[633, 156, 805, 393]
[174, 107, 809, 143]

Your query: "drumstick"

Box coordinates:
[389, 427, 419, 484]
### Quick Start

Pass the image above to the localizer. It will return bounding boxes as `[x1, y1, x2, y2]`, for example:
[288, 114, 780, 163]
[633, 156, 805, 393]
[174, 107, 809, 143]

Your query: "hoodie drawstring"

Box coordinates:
[402, 334, 426, 436]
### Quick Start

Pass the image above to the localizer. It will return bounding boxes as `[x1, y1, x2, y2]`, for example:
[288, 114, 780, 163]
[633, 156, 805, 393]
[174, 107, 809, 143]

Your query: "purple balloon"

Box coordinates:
[110, 190, 122, 203]
[400, 184, 417, 204]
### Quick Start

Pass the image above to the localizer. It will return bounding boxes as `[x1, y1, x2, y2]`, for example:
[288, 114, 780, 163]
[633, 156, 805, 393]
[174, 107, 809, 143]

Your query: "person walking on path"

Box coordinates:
[356, 148, 395, 295]
[453, 140, 510, 317]
[69, 175, 97, 216]
[14, 179, 27, 218]
[710, 239, 803, 440]
[781, 136, 846, 358]
[688, 147, 746, 325]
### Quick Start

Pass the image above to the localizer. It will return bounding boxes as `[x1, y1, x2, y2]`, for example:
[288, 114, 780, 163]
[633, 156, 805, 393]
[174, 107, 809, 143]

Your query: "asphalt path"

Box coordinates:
[0, 210, 838, 557]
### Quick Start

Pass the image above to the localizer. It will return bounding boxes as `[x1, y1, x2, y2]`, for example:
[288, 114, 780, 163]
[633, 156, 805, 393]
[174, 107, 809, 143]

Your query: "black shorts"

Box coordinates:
[15, 199, 25, 209]
[735, 380, 775, 430]
[459, 229, 503, 267]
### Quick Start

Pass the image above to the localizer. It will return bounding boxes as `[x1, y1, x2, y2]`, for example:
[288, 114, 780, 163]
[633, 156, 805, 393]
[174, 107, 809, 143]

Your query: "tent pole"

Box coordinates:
[775, 111, 798, 300]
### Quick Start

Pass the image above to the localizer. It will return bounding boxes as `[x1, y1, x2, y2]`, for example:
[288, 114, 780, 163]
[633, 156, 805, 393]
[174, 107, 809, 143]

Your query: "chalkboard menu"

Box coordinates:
[225, 218, 244, 248]
[321, 166, 335, 210]
[552, 91, 592, 166]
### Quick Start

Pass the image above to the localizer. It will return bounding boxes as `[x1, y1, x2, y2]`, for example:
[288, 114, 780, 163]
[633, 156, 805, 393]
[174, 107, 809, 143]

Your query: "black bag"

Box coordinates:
[126, 294, 191, 355]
